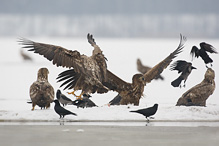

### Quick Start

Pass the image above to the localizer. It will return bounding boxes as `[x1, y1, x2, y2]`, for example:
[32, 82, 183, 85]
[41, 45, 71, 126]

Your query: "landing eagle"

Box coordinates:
[57, 34, 187, 105]
[19, 34, 108, 99]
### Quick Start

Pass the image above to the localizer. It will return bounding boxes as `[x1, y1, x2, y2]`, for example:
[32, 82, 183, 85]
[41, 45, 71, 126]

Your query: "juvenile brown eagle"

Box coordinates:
[137, 58, 164, 80]
[58, 34, 186, 105]
[176, 68, 215, 106]
[19, 34, 108, 99]
[29, 68, 54, 110]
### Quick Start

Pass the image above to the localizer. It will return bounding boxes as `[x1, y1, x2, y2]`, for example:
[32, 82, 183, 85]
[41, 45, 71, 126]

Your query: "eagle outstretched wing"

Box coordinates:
[103, 70, 132, 93]
[19, 38, 82, 71]
[143, 34, 186, 84]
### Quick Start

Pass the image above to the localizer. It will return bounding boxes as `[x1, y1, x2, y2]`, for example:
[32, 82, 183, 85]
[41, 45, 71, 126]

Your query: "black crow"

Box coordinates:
[170, 60, 196, 88]
[108, 94, 122, 106]
[72, 94, 97, 108]
[130, 104, 158, 122]
[191, 42, 217, 68]
[53, 100, 77, 119]
[56, 89, 73, 106]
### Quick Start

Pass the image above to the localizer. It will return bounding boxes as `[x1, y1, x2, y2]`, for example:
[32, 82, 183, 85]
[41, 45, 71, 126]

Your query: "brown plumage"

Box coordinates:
[137, 58, 164, 80]
[176, 68, 215, 106]
[19, 34, 109, 99]
[20, 49, 33, 61]
[103, 34, 186, 105]
[58, 34, 186, 105]
[29, 68, 54, 110]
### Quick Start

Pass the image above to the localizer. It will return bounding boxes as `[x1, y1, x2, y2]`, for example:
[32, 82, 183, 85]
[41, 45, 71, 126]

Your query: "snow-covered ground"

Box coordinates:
[0, 36, 218, 122]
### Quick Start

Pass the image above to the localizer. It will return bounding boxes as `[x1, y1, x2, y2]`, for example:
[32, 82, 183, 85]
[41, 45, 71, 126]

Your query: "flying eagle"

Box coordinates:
[58, 34, 186, 105]
[176, 68, 215, 106]
[29, 68, 54, 110]
[137, 58, 164, 80]
[19, 34, 109, 99]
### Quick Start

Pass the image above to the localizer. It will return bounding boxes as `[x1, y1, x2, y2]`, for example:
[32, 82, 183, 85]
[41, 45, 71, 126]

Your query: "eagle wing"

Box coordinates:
[19, 38, 84, 73]
[103, 70, 132, 93]
[143, 34, 186, 84]
[87, 34, 108, 82]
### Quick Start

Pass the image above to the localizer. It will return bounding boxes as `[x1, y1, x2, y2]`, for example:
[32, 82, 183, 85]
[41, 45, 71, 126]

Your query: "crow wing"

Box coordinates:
[170, 60, 189, 73]
[143, 34, 186, 84]
[200, 42, 218, 54]
[190, 46, 200, 59]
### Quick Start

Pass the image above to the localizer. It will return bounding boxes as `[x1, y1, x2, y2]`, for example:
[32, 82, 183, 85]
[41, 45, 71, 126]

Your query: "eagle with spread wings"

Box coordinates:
[19, 34, 109, 99]
[57, 34, 186, 105]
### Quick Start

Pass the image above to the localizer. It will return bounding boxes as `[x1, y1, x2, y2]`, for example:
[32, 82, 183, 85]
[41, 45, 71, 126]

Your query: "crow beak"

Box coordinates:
[192, 66, 197, 70]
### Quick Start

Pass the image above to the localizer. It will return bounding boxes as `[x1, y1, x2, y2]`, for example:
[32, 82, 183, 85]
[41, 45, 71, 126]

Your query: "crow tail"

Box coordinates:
[171, 76, 183, 87]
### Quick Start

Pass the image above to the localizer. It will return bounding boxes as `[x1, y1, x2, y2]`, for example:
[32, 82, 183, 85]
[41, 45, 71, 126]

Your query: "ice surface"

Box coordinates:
[0, 37, 218, 122]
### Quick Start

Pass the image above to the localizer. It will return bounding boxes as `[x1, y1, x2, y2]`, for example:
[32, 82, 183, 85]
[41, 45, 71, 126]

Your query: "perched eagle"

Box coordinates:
[58, 34, 186, 105]
[137, 58, 164, 80]
[176, 68, 215, 106]
[29, 68, 54, 110]
[19, 34, 108, 99]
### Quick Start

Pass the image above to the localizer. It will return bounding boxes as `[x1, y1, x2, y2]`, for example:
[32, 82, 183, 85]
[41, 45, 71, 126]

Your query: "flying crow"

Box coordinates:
[191, 42, 217, 67]
[170, 60, 196, 88]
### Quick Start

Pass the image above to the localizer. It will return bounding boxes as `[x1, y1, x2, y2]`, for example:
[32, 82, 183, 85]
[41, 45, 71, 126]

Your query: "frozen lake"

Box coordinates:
[0, 36, 218, 123]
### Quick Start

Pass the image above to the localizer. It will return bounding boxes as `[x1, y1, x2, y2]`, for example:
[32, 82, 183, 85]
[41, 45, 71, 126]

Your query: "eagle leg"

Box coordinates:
[75, 91, 84, 100]
[67, 90, 84, 100]
[67, 90, 78, 96]
[31, 103, 36, 111]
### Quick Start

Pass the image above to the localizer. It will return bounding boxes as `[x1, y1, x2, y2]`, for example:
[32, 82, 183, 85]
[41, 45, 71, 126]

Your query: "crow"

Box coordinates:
[72, 94, 97, 108]
[53, 100, 77, 119]
[170, 60, 196, 88]
[56, 89, 73, 106]
[130, 104, 158, 122]
[191, 42, 217, 68]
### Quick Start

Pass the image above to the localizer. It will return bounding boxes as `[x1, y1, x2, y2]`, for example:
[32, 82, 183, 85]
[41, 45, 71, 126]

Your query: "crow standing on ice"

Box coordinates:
[56, 89, 73, 106]
[170, 60, 196, 88]
[53, 100, 77, 119]
[191, 42, 217, 68]
[130, 104, 158, 122]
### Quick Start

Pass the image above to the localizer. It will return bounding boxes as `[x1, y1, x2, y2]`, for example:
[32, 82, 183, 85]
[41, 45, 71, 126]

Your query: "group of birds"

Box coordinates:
[20, 33, 217, 121]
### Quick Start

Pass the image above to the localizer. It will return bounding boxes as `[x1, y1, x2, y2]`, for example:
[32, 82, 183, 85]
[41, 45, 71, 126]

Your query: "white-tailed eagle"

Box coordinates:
[19, 34, 109, 99]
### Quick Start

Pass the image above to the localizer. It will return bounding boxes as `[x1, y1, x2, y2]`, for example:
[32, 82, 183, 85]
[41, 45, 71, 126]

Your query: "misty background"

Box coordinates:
[0, 0, 219, 38]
